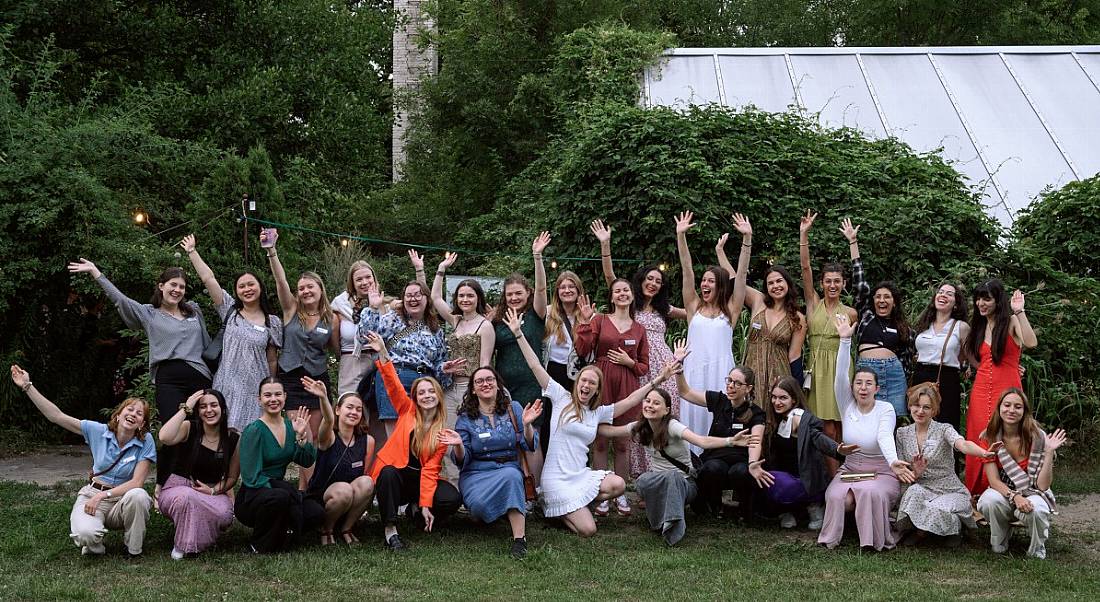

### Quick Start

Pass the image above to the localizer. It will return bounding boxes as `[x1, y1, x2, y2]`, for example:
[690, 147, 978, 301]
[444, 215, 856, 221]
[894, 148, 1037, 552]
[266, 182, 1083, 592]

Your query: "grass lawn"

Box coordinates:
[2, 479, 1099, 601]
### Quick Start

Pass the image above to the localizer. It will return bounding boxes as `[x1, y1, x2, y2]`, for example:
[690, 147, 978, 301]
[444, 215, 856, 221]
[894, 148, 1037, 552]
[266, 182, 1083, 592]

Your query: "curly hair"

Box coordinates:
[459, 366, 511, 419]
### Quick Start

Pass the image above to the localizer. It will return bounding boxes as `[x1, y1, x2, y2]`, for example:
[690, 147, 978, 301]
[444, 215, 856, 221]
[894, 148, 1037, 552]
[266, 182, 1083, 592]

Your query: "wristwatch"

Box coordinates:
[104, 490, 113, 498]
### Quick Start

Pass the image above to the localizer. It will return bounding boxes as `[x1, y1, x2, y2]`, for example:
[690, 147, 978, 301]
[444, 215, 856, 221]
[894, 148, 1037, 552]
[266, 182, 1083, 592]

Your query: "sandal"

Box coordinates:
[615, 495, 632, 516]
[341, 531, 360, 545]
[321, 531, 336, 546]
[594, 500, 610, 517]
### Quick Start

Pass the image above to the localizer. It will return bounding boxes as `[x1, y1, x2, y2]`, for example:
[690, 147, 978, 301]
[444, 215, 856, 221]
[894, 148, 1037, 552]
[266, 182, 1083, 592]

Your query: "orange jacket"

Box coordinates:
[368, 360, 447, 508]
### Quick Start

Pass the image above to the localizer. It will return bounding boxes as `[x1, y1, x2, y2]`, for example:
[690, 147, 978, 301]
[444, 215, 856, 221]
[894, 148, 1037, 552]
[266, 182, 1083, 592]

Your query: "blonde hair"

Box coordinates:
[561, 365, 604, 425]
[107, 397, 152, 439]
[296, 271, 335, 325]
[344, 261, 377, 300]
[906, 384, 942, 417]
[410, 377, 447, 456]
[545, 271, 586, 345]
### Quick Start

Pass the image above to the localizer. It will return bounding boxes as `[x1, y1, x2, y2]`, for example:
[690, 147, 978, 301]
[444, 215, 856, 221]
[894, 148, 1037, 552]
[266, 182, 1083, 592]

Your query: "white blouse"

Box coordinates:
[914, 319, 962, 368]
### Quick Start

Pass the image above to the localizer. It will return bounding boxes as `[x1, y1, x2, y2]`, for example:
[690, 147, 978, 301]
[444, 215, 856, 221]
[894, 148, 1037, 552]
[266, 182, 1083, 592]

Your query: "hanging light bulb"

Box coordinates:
[658, 263, 668, 272]
[550, 260, 558, 269]
[341, 238, 349, 247]
[133, 210, 147, 224]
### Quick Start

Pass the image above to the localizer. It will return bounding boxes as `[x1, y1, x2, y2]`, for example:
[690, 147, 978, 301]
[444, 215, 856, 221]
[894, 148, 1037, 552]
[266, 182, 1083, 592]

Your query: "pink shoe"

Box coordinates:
[615, 495, 632, 516]
[594, 500, 610, 516]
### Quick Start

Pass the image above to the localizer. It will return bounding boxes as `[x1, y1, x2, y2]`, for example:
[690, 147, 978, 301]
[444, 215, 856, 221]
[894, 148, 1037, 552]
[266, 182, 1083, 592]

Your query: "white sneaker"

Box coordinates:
[807, 503, 825, 530]
[779, 512, 797, 528]
[170, 547, 185, 561]
[80, 543, 105, 556]
[594, 500, 610, 516]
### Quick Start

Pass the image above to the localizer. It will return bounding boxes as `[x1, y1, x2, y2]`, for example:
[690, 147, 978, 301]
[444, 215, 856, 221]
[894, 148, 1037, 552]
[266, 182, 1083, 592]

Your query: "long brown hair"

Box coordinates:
[763, 376, 806, 451]
[914, 281, 968, 334]
[151, 267, 196, 317]
[701, 265, 734, 322]
[545, 271, 585, 344]
[459, 366, 511, 418]
[561, 365, 604, 425]
[762, 265, 802, 329]
[982, 387, 1042, 456]
[410, 377, 447, 456]
[631, 388, 673, 450]
[398, 280, 441, 332]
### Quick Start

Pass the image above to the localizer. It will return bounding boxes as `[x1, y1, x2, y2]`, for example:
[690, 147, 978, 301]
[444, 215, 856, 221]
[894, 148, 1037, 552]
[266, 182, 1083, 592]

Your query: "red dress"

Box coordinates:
[575, 314, 650, 418]
[965, 336, 1022, 495]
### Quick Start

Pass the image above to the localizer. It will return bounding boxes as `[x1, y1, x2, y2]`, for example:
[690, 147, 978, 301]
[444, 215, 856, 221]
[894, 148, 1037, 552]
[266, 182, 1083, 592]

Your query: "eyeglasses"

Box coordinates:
[725, 378, 748, 387]
[404, 292, 424, 299]
[473, 376, 496, 386]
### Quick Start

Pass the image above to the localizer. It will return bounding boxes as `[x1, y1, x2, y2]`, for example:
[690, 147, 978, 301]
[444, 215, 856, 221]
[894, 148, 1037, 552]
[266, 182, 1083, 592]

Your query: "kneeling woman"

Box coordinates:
[504, 308, 648, 537]
[365, 332, 463, 552]
[158, 389, 240, 559]
[305, 383, 376, 546]
[597, 385, 754, 546]
[818, 315, 915, 550]
[894, 384, 998, 546]
[753, 377, 855, 530]
[12, 365, 155, 557]
[236, 378, 321, 553]
[454, 364, 542, 558]
[976, 389, 1065, 559]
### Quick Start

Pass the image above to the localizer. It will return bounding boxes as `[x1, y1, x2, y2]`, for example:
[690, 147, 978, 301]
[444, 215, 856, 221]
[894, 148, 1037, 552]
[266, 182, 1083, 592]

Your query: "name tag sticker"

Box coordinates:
[478, 432, 491, 439]
[624, 339, 636, 346]
[884, 327, 897, 333]
[186, 317, 198, 322]
[252, 324, 266, 333]
[120, 456, 136, 464]
[732, 423, 744, 430]
[752, 322, 762, 330]
[351, 461, 363, 468]
[316, 327, 329, 335]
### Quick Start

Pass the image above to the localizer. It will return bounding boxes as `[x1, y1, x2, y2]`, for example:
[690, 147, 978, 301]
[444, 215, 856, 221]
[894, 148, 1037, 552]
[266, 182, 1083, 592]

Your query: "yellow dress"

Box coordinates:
[804, 302, 852, 421]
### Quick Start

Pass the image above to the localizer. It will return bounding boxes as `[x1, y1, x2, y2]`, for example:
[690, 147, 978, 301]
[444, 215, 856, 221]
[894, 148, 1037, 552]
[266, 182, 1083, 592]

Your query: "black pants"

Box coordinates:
[236, 480, 324, 553]
[154, 360, 211, 486]
[912, 363, 961, 429]
[545, 362, 574, 456]
[376, 465, 462, 526]
[695, 457, 755, 519]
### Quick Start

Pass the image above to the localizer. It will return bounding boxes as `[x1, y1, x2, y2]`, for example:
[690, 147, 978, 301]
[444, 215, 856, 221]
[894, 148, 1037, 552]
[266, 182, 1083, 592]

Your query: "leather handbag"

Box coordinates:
[506, 405, 538, 502]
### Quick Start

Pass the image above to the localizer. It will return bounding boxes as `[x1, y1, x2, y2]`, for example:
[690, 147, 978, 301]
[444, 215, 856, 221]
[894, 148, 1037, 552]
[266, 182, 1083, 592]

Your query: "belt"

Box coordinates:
[491, 456, 518, 464]
[89, 480, 112, 491]
[394, 362, 432, 375]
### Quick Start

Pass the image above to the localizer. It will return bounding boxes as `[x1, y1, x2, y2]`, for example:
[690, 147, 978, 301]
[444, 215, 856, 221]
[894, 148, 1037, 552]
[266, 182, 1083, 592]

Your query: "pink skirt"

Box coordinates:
[817, 455, 900, 550]
[160, 474, 234, 554]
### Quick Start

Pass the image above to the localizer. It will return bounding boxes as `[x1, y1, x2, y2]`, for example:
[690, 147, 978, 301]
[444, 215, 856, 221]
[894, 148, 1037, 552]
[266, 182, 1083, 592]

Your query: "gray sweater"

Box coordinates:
[95, 275, 212, 383]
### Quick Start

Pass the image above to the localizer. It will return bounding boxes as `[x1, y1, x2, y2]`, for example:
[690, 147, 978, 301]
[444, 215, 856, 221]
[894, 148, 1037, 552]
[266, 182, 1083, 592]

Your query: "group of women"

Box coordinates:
[17, 212, 1064, 561]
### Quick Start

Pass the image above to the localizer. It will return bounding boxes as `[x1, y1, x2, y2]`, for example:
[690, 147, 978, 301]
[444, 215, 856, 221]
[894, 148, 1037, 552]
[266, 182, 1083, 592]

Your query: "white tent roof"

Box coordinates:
[642, 46, 1100, 226]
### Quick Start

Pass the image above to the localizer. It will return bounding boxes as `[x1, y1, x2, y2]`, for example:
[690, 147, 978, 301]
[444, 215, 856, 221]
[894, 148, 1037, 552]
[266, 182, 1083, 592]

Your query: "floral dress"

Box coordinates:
[895, 421, 976, 536]
[213, 290, 283, 432]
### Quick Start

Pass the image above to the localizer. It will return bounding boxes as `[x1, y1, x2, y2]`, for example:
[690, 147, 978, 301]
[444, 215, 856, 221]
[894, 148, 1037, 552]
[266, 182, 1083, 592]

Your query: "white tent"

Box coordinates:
[642, 46, 1100, 226]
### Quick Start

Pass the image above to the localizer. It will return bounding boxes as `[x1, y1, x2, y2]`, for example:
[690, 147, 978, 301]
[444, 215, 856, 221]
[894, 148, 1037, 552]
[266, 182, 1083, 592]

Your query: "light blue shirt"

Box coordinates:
[81, 420, 157, 486]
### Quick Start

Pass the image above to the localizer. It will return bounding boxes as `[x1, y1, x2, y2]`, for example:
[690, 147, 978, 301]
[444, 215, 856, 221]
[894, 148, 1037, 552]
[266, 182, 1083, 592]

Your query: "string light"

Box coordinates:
[133, 210, 147, 225]
[658, 263, 668, 272]
[550, 260, 558, 269]
[341, 238, 349, 247]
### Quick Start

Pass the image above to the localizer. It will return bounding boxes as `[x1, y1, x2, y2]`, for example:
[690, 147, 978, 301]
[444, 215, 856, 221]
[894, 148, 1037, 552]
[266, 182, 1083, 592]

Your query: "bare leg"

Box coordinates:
[322, 482, 354, 535]
[339, 476, 375, 542]
[298, 409, 324, 491]
[592, 435, 610, 471]
[507, 509, 526, 539]
[595, 473, 626, 503]
[562, 506, 598, 537]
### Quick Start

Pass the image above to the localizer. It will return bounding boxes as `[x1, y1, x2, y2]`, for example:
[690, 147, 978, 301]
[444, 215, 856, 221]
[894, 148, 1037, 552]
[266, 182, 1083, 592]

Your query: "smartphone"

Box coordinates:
[260, 227, 277, 248]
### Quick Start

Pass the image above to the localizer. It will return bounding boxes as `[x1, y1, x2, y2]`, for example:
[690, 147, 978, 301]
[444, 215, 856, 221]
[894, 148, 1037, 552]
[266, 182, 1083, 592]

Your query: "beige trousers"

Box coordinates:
[69, 485, 151, 555]
[440, 378, 469, 484]
[977, 488, 1053, 559]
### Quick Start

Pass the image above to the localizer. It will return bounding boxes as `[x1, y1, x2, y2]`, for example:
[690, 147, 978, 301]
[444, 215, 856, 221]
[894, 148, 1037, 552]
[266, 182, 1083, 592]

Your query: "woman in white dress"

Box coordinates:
[674, 211, 747, 451]
[501, 308, 680, 537]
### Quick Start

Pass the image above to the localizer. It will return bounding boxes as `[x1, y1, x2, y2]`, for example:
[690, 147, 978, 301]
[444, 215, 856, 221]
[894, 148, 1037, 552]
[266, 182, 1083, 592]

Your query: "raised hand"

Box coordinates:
[179, 234, 197, 254]
[576, 294, 595, 323]
[606, 347, 634, 368]
[503, 307, 524, 337]
[891, 460, 916, 484]
[259, 228, 279, 248]
[522, 399, 543, 425]
[715, 232, 729, 252]
[590, 219, 611, 243]
[442, 358, 467, 376]
[732, 213, 752, 237]
[656, 358, 685, 383]
[837, 443, 860, 455]
[366, 283, 385, 309]
[10, 365, 30, 390]
[363, 331, 387, 358]
[835, 313, 855, 339]
[748, 459, 775, 488]
[1011, 289, 1026, 314]
[408, 249, 425, 272]
[301, 376, 328, 400]
[672, 338, 689, 362]
[532, 231, 551, 255]
[839, 218, 860, 243]
[674, 211, 695, 234]
[437, 429, 462, 447]
[800, 210, 817, 235]
[290, 407, 310, 440]
[67, 258, 101, 279]
[438, 252, 458, 271]
[1045, 429, 1068, 451]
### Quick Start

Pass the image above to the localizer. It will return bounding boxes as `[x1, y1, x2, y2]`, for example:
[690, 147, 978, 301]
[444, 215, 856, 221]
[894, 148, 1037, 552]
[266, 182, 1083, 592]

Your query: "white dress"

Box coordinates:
[539, 380, 614, 517]
[680, 312, 735, 453]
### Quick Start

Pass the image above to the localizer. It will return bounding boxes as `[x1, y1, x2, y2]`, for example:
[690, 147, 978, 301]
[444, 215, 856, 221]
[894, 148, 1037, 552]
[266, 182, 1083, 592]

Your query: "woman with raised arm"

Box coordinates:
[596, 382, 755, 546]
[235, 378, 321, 553]
[673, 341, 766, 521]
[157, 389, 240, 559]
[180, 234, 283, 433]
[492, 233, 551, 406]
[540, 270, 586, 460]
[591, 219, 685, 416]
[363, 332, 463, 552]
[754, 376, 855, 530]
[574, 281, 650, 515]
[963, 280, 1037, 495]
[976, 389, 1064, 559]
[674, 211, 742, 451]
[11, 365, 155, 558]
[68, 257, 212, 493]
[911, 283, 970, 430]
[304, 381, 375, 546]
[894, 384, 999, 547]
[841, 218, 913, 420]
[726, 215, 807, 401]
[454, 363, 542, 559]
[261, 228, 339, 490]
[332, 260, 382, 397]
[505, 308, 648, 537]
[818, 314, 915, 551]
[797, 211, 858, 474]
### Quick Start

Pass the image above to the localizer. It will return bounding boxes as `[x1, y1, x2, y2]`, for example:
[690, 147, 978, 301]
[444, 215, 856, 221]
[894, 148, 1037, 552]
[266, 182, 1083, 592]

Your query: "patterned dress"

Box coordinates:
[213, 291, 283, 433]
[741, 310, 795, 406]
[895, 421, 976, 536]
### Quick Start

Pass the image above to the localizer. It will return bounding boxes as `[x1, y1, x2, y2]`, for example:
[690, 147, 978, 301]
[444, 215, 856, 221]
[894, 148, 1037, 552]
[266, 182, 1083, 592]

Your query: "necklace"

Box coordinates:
[305, 310, 320, 317]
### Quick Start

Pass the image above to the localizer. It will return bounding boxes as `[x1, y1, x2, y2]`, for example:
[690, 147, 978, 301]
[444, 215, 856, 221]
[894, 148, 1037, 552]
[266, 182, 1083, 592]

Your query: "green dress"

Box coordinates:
[493, 309, 545, 405]
[805, 302, 852, 422]
[239, 417, 317, 489]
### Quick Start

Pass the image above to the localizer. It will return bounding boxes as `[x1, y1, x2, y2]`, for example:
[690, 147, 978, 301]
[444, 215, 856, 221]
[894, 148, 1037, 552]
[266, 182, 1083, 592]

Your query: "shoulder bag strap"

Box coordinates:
[505, 405, 533, 478]
[658, 448, 692, 476]
[934, 319, 957, 386]
[89, 449, 130, 483]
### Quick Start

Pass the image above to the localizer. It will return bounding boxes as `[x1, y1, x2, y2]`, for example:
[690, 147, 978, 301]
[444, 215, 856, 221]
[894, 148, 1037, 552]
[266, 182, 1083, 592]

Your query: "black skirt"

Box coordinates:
[911, 363, 961, 430]
[278, 366, 331, 411]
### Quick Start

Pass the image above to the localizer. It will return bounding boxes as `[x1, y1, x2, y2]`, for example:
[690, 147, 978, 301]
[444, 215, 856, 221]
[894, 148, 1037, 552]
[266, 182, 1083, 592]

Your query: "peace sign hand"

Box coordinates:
[800, 210, 817, 235]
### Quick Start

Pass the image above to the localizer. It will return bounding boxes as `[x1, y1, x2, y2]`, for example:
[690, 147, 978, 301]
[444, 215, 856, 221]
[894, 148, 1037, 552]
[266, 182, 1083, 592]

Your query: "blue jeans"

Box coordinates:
[373, 366, 420, 420]
[856, 356, 907, 416]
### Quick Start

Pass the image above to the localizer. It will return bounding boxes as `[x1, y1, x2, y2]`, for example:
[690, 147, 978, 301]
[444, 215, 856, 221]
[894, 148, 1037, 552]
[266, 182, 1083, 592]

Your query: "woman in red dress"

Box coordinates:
[963, 279, 1037, 495]
[575, 278, 650, 516]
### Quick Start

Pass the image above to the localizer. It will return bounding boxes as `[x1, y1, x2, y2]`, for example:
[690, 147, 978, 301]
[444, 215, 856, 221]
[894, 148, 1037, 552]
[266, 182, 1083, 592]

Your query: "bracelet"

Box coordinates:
[21, 382, 32, 392]
[436, 270, 445, 275]
[187, 249, 197, 254]
[798, 242, 809, 246]
[1014, 310, 1025, 316]
[848, 241, 857, 245]
[600, 254, 610, 258]
[179, 403, 193, 416]
[266, 252, 277, 258]
[726, 437, 733, 447]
